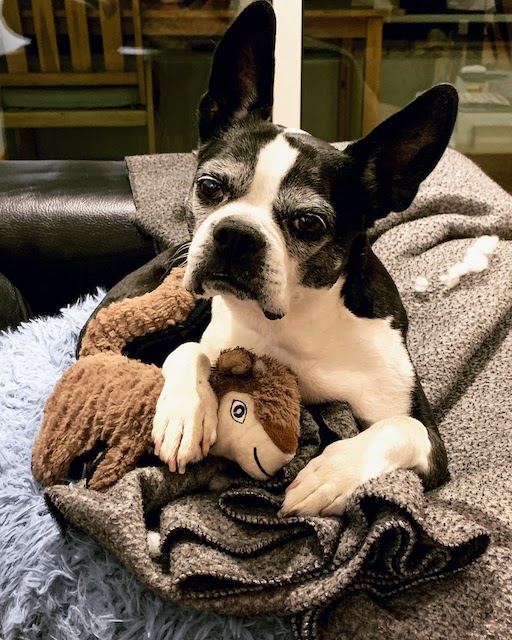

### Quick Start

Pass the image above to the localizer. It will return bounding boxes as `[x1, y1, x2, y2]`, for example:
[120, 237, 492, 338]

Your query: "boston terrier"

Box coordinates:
[151, 1, 458, 516]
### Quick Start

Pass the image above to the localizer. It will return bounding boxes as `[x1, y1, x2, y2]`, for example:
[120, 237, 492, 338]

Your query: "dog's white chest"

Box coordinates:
[201, 289, 415, 426]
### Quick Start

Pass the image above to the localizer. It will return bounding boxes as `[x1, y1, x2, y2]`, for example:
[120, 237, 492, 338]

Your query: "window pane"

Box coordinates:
[302, 1, 512, 192]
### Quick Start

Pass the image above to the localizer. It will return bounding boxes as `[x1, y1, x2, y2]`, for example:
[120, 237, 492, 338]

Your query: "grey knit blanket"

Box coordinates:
[46, 147, 512, 639]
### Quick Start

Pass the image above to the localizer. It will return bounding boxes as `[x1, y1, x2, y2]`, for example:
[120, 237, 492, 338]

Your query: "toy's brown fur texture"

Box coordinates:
[79, 266, 194, 357]
[32, 354, 164, 491]
[32, 266, 301, 491]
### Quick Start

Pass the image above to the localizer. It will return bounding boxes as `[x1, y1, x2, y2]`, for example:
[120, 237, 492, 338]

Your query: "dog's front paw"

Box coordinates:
[279, 436, 388, 517]
[280, 416, 432, 516]
[152, 380, 218, 474]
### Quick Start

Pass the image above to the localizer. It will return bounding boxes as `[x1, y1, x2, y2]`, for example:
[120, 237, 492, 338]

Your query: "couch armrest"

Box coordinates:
[0, 271, 31, 332]
[0, 160, 156, 320]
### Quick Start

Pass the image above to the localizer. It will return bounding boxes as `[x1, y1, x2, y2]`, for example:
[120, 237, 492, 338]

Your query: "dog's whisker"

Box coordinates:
[167, 244, 192, 269]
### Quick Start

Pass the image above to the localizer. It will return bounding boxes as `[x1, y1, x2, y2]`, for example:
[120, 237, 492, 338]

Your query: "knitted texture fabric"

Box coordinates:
[44, 147, 512, 638]
[125, 153, 195, 248]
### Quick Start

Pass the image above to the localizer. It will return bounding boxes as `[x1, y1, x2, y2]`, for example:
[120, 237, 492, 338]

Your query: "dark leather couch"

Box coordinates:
[0, 160, 158, 332]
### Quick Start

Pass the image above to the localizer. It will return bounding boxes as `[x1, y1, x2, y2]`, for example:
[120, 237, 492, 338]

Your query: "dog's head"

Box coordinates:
[183, 0, 458, 320]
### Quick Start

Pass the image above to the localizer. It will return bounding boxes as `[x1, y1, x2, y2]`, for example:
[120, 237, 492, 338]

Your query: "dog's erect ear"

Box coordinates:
[347, 84, 458, 222]
[198, 1, 276, 142]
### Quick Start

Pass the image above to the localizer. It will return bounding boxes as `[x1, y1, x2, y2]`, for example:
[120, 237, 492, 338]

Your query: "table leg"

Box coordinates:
[338, 38, 353, 141]
[362, 16, 382, 136]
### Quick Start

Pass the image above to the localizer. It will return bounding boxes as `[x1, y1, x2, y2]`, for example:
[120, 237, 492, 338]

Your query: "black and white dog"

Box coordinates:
[151, 1, 458, 517]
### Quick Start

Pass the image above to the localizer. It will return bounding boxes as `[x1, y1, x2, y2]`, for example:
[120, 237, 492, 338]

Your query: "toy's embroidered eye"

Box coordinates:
[197, 175, 225, 202]
[230, 399, 247, 424]
[292, 214, 326, 236]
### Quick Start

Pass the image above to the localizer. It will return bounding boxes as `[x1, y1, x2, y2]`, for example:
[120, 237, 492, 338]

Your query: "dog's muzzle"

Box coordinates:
[187, 217, 268, 298]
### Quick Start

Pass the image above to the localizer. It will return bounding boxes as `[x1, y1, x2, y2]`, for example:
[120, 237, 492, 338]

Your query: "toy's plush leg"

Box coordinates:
[32, 354, 164, 491]
[32, 425, 94, 488]
[77, 247, 179, 357]
[152, 342, 218, 474]
[87, 438, 151, 491]
[32, 367, 105, 487]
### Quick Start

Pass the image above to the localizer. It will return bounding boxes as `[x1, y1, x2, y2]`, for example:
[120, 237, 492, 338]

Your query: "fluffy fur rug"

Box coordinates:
[0, 293, 291, 640]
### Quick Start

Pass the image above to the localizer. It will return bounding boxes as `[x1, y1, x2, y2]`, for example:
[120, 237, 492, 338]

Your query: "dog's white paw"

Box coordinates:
[152, 381, 218, 473]
[152, 378, 218, 475]
[279, 416, 431, 517]
[279, 435, 389, 517]
[152, 342, 219, 474]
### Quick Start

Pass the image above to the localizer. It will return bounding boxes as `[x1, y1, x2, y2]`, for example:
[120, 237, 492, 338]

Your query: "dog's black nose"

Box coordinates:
[213, 219, 265, 258]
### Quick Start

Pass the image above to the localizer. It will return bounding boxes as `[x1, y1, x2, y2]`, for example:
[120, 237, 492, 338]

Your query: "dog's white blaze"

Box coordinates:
[244, 135, 299, 209]
[185, 134, 299, 315]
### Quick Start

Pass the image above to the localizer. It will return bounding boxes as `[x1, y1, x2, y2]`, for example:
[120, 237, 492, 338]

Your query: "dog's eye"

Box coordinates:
[230, 399, 247, 424]
[292, 214, 326, 235]
[198, 176, 224, 202]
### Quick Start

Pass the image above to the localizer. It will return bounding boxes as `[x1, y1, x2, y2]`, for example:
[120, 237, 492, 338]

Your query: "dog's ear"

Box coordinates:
[346, 84, 458, 222]
[198, 1, 276, 142]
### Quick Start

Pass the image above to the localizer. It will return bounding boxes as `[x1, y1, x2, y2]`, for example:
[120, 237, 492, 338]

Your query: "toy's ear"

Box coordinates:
[198, 0, 276, 142]
[216, 348, 255, 375]
[346, 84, 458, 222]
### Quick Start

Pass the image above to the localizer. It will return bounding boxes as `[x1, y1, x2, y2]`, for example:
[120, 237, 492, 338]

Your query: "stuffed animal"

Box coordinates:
[32, 267, 301, 491]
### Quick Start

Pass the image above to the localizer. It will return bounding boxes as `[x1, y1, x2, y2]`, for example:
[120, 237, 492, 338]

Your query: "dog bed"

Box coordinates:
[1, 148, 511, 639]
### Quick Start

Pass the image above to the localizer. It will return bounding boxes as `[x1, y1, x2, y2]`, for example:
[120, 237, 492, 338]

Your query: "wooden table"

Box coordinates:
[139, 5, 385, 135]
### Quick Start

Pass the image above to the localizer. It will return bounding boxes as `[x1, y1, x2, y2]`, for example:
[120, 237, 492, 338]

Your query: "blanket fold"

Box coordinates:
[44, 147, 512, 639]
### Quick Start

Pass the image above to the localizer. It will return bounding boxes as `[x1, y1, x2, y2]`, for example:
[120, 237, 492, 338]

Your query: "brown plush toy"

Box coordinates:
[32, 267, 301, 491]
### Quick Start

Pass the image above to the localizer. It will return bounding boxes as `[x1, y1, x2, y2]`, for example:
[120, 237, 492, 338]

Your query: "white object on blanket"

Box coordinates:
[147, 531, 161, 558]
[439, 235, 499, 290]
[413, 276, 430, 293]
[415, 235, 499, 293]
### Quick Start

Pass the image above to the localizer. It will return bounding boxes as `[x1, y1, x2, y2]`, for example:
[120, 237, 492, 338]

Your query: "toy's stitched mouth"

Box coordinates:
[253, 447, 272, 478]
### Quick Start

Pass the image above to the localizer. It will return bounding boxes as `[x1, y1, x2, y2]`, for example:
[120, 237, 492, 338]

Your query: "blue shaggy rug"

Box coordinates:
[0, 293, 291, 640]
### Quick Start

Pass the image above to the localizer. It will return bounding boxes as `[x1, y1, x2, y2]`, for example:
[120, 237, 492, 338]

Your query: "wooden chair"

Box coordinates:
[0, 0, 156, 154]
